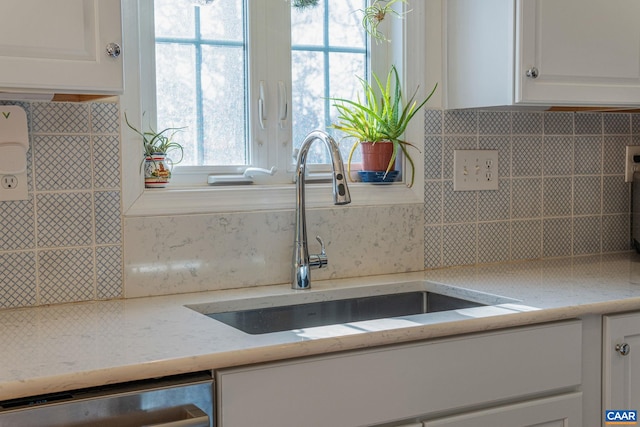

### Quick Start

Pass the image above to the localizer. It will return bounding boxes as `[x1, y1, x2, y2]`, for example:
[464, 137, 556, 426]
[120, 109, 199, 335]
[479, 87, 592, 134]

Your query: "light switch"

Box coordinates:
[453, 149, 499, 191]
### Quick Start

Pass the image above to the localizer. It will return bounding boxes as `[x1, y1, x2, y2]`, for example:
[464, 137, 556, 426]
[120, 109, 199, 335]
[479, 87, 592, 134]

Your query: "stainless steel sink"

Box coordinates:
[205, 291, 485, 335]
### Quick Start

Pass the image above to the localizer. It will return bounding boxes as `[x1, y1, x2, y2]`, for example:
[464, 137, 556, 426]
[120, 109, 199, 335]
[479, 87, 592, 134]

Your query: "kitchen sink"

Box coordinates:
[205, 291, 485, 334]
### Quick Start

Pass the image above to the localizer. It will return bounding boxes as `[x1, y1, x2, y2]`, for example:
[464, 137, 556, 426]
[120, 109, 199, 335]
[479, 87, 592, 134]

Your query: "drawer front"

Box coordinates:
[422, 392, 582, 427]
[217, 321, 582, 427]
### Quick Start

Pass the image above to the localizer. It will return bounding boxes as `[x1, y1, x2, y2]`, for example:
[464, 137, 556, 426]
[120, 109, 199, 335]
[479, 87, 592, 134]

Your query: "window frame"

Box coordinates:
[120, 0, 429, 217]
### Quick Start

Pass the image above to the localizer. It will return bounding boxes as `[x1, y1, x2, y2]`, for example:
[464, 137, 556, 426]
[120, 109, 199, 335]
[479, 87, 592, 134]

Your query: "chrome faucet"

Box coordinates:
[292, 130, 351, 290]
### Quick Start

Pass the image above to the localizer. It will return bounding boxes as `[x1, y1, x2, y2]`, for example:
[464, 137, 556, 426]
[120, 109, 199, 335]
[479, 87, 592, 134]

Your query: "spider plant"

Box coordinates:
[292, 0, 319, 9]
[361, 0, 408, 43]
[330, 65, 437, 187]
[124, 113, 185, 166]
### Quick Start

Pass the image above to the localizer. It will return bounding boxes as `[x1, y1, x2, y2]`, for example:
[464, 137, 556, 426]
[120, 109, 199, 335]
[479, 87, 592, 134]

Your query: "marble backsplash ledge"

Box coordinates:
[124, 204, 424, 297]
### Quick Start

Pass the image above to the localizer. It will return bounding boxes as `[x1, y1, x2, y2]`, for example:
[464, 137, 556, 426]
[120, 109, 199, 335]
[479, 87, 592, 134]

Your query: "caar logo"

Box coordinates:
[606, 410, 638, 425]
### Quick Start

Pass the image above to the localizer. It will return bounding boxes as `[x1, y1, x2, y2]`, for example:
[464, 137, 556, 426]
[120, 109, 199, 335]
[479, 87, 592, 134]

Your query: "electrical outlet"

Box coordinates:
[625, 145, 640, 183]
[2, 175, 18, 189]
[0, 172, 28, 201]
[453, 149, 499, 191]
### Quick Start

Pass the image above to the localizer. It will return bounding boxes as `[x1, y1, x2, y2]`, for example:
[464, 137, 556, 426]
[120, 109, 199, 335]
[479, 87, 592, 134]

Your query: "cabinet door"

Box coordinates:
[518, 0, 640, 105]
[0, 0, 123, 94]
[422, 392, 582, 427]
[603, 312, 640, 413]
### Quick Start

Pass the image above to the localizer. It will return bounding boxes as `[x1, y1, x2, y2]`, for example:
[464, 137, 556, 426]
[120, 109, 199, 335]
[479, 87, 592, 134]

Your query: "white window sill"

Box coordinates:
[124, 182, 422, 217]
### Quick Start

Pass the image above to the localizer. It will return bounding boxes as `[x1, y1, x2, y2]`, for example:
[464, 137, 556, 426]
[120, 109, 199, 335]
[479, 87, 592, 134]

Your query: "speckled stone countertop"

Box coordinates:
[3, 252, 640, 401]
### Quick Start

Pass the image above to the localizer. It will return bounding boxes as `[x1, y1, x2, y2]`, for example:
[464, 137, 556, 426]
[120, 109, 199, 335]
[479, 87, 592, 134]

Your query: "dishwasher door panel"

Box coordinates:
[0, 373, 213, 427]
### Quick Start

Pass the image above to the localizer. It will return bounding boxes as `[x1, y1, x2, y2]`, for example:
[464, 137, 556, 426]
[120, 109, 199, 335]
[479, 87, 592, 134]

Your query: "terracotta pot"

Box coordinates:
[361, 141, 395, 172]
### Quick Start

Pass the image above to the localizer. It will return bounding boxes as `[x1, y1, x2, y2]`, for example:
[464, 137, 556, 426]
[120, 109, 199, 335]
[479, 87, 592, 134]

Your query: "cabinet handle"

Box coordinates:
[106, 42, 122, 58]
[615, 343, 631, 356]
[526, 67, 539, 79]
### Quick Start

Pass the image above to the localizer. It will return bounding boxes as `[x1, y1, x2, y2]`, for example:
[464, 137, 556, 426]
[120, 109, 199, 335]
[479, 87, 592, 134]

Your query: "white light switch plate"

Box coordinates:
[453, 149, 499, 191]
[625, 145, 640, 183]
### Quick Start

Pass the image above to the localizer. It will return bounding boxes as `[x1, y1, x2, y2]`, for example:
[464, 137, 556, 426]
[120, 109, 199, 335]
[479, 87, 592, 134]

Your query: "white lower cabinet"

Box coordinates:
[216, 321, 582, 427]
[603, 311, 640, 413]
[421, 392, 582, 427]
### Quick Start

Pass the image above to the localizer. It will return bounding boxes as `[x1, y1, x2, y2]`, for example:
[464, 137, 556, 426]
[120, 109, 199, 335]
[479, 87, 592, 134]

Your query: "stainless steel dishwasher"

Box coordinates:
[0, 371, 214, 426]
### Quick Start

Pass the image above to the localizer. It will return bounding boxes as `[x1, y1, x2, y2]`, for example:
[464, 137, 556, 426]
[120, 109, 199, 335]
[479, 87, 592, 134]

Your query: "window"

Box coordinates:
[153, 0, 388, 184]
[121, 0, 427, 215]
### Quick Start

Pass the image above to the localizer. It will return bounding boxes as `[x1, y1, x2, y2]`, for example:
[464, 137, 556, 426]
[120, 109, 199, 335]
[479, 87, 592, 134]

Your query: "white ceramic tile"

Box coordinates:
[632, 114, 640, 135]
[603, 135, 632, 175]
[424, 180, 442, 225]
[96, 245, 123, 299]
[603, 113, 631, 134]
[442, 180, 477, 223]
[543, 136, 573, 176]
[0, 251, 36, 308]
[512, 111, 542, 135]
[574, 136, 602, 175]
[478, 221, 510, 263]
[512, 178, 542, 219]
[443, 110, 477, 134]
[91, 102, 120, 134]
[573, 216, 601, 255]
[32, 102, 90, 134]
[512, 136, 543, 177]
[442, 223, 476, 267]
[543, 218, 572, 258]
[36, 192, 93, 247]
[479, 111, 510, 135]
[602, 175, 630, 214]
[543, 112, 573, 135]
[0, 196, 35, 250]
[38, 248, 95, 304]
[575, 113, 602, 135]
[602, 214, 631, 252]
[424, 136, 443, 179]
[424, 225, 442, 269]
[543, 177, 572, 217]
[511, 220, 541, 260]
[478, 179, 510, 221]
[424, 109, 442, 135]
[93, 135, 121, 189]
[573, 176, 602, 216]
[34, 135, 92, 191]
[95, 191, 122, 244]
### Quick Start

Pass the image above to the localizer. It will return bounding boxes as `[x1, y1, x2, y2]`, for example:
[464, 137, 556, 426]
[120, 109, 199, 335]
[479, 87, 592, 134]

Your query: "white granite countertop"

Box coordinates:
[3, 252, 640, 401]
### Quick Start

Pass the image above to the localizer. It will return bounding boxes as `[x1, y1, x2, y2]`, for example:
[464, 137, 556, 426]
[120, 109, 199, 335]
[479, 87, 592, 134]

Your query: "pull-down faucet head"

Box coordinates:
[292, 131, 351, 290]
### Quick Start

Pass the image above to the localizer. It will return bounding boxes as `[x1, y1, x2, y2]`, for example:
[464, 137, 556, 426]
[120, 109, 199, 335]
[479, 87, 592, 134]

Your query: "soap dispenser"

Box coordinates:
[0, 105, 29, 201]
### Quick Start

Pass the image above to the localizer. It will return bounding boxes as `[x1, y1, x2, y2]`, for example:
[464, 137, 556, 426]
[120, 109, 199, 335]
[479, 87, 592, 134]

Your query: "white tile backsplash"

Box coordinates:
[0, 101, 122, 309]
[424, 108, 638, 269]
[0, 102, 638, 309]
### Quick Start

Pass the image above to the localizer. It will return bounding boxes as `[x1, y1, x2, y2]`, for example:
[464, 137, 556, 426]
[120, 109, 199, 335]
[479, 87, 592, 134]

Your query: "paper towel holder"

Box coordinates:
[0, 106, 29, 175]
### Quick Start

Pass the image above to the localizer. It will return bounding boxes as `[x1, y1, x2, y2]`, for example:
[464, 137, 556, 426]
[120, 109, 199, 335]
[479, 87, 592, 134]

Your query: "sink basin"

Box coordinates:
[205, 291, 485, 334]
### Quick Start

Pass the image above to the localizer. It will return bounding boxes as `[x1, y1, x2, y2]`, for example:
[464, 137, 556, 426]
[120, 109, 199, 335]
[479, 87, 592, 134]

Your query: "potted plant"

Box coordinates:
[124, 113, 185, 188]
[330, 64, 436, 187]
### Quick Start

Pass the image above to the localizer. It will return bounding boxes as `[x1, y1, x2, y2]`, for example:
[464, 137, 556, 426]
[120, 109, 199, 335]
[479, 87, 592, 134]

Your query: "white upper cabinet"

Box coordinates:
[446, 0, 640, 109]
[0, 0, 123, 95]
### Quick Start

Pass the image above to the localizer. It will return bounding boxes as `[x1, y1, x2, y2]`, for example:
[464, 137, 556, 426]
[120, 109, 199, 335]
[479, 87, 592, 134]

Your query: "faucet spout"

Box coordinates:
[292, 130, 351, 290]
